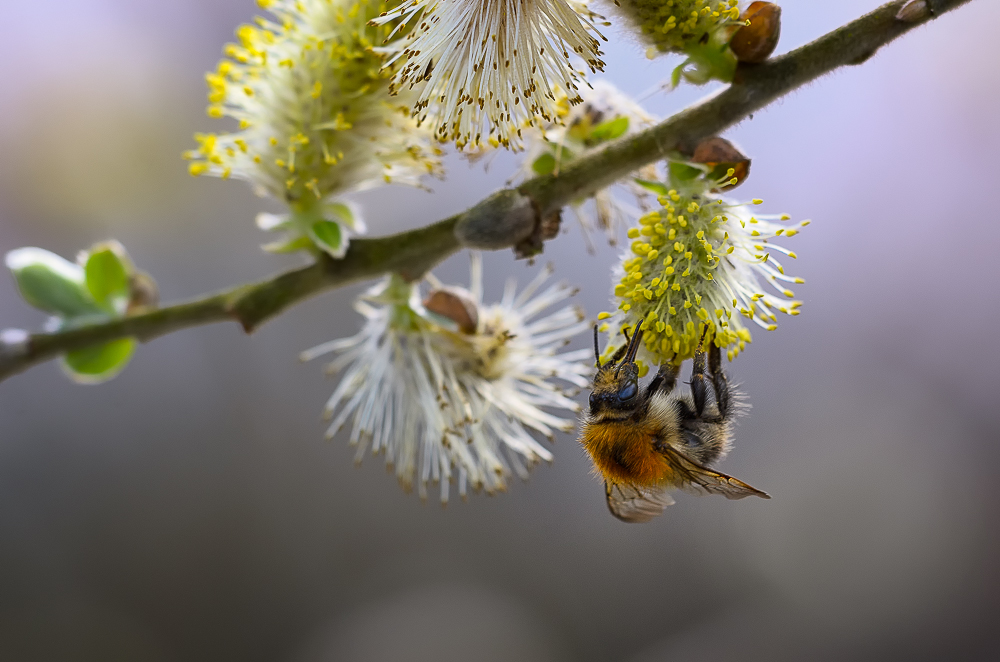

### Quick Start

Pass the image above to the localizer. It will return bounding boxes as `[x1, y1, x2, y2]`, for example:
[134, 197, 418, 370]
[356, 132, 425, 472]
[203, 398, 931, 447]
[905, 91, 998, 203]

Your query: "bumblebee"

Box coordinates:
[580, 326, 770, 522]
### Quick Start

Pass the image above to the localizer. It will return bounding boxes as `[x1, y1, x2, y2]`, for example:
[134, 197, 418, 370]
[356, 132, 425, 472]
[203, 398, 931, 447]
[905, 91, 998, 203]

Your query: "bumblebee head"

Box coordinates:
[589, 325, 643, 415]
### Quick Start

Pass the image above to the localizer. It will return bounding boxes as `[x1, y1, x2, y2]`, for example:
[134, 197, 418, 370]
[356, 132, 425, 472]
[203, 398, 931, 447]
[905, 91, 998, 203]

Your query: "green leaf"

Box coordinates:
[587, 116, 629, 145]
[84, 247, 130, 313]
[633, 179, 671, 196]
[307, 220, 345, 258]
[261, 234, 316, 254]
[669, 161, 707, 184]
[671, 62, 684, 89]
[256, 212, 291, 232]
[680, 43, 738, 86]
[531, 153, 557, 176]
[62, 337, 135, 384]
[324, 201, 362, 231]
[5, 247, 101, 317]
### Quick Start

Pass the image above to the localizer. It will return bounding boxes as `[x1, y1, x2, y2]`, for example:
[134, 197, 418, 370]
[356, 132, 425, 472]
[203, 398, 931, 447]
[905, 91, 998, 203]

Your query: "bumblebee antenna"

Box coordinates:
[593, 325, 602, 368]
[625, 327, 644, 364]
[615, 326, 645, 377]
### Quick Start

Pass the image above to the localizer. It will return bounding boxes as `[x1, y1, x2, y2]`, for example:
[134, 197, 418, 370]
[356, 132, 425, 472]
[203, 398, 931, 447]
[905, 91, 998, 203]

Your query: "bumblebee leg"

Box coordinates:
[607, 328, 632, 364]
[646, 361, 679, 397]
[707, 343, 731, 419]
[690, 344, 708, 417]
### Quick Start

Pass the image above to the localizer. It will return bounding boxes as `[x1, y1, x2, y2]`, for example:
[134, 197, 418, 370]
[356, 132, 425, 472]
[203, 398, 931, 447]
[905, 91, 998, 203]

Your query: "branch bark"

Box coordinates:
[0, 0, 974, 382]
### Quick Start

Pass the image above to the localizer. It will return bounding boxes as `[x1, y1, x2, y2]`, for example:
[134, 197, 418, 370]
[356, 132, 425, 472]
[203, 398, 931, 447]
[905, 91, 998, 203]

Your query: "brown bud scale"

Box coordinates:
[731, 2, 782, 64]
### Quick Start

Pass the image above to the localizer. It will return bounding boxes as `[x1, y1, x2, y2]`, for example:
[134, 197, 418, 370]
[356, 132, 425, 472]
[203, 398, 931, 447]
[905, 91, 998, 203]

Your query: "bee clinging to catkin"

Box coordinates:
[579, 325, 769, 522]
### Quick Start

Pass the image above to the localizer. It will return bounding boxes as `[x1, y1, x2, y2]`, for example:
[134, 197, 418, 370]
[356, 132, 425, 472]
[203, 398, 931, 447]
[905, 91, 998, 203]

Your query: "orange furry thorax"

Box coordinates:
[581, 417, 676, 487]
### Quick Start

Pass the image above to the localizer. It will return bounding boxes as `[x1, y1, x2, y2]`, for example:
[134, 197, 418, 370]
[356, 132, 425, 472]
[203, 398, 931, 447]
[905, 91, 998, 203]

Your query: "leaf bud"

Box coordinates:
[896, 1, 930, 23]
[424, 288, 479, 334]
[127, 271, 160, 314]
[691, 137, 751, 190]
[730, 2, 782, 64]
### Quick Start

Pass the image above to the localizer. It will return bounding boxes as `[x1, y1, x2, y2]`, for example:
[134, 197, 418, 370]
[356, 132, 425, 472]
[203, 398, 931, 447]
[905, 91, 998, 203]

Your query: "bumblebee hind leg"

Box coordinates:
[678, 342, 733, 466]
[690, 344, 709, 417]
[707, 343, 731, 420]
[688, 340, 732, 421]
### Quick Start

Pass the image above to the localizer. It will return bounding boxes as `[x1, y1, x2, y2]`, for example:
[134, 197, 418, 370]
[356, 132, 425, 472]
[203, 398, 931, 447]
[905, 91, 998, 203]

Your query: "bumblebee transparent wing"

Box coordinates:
[605, 481, 676, 523]
[661, 445, 771, 500]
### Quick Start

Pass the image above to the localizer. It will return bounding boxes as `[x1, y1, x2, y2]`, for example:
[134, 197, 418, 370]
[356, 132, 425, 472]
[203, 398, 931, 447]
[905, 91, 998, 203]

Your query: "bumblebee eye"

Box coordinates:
[618, 381, 638, 401]
[589, 392, 599, 410]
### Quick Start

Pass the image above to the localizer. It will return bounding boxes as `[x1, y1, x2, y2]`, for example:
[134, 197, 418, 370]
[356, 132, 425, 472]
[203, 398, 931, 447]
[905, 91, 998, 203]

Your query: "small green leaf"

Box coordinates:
[62, 337, 135, 384]
[324, 201, 362, 231]
[669, 161, 707, 184]
[5, 247, 101, 317]
[256, 212, 291, 231]
[531, 153, 557, 176]
[680, 43, 738, 86]
[307, 220, 345, 258]
[587, 116, 629, 145]
[671, 62, 684, 89]
[633, 179, 671, 196]
[262, 234, 316, 254]
[84, 247, 130, 313]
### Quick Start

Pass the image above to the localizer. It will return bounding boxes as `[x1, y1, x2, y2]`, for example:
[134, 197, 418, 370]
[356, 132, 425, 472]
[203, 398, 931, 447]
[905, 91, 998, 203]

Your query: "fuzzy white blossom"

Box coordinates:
[373, 0, 607, 150]
[303, 257, 591, 502]
[185, 0, 442, 257]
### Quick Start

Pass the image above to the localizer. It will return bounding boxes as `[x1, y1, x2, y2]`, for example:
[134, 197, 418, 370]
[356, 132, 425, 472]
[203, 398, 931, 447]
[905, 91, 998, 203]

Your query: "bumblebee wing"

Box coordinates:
[605, 480, 676, 523]
[661, 445, 771, 500]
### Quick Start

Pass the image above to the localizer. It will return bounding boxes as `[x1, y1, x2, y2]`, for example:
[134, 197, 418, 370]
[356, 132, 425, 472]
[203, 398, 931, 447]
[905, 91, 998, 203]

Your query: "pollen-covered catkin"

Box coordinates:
[185, 0, 441, 256]
[600, 185, 807, 370]
[614, 0, 741, 54]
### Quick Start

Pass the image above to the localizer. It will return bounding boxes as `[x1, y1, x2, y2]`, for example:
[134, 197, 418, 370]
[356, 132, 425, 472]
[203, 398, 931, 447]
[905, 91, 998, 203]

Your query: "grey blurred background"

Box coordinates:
[1, 1, 998, 660]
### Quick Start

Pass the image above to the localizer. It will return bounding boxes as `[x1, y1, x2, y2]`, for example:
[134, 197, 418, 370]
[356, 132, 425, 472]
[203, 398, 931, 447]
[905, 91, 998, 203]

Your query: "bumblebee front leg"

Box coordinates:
[605, 327, 633, 365]
[646, 361, 679, 397]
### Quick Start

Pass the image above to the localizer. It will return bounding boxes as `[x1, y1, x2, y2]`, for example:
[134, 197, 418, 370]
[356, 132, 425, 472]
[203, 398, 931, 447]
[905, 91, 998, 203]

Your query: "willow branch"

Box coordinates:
[0, 0, 973, 382]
